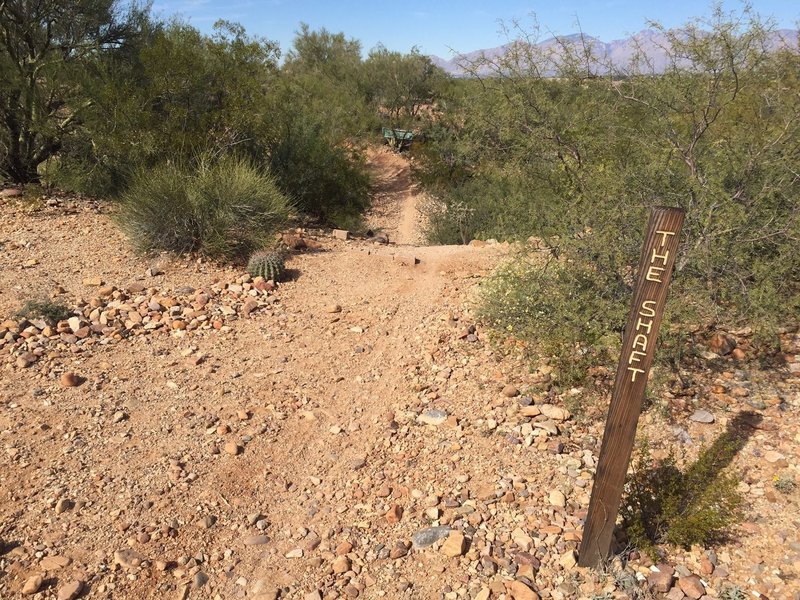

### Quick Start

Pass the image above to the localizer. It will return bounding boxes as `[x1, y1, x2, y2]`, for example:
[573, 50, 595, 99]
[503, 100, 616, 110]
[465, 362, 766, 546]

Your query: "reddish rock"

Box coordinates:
[678, 575, 705, 599]
[60, 371, 82, 387]
[709, 332, 737, 355]
[385, 504, 403, 524]
[647, 564, 675, 593]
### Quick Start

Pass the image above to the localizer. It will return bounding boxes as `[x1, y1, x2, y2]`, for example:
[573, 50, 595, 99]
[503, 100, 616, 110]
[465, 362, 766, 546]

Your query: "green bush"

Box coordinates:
[117, 155, 292, 262]
[16, 298, 73, 324]
[422, 10, 800, 386]
[478, 253, 628, 386]
[621, 438, 742, 557]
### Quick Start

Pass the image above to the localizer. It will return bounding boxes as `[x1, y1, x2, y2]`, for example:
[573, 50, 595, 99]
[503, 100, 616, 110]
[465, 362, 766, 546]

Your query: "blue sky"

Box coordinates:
[150, 1, 799, 57]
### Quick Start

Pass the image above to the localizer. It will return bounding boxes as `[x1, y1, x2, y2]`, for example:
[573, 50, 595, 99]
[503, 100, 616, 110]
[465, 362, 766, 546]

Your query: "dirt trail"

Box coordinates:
[365, 147, 425, 245]
[1, 151, 798, 600]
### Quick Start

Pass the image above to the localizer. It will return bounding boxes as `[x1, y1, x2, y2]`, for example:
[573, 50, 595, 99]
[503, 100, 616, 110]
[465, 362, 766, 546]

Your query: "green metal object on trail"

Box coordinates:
[382, 127, 414, 151]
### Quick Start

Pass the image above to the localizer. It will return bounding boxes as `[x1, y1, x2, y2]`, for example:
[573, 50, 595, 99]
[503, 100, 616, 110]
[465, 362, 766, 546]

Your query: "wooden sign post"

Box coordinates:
[578, 206, 684, 568]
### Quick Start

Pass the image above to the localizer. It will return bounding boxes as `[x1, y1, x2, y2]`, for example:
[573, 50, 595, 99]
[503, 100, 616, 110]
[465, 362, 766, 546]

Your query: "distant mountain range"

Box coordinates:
[429, 29, 799, 76]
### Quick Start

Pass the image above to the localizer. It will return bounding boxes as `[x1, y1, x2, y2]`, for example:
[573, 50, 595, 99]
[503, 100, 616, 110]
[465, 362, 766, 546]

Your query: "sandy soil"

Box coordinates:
[0, 153, 798, 600]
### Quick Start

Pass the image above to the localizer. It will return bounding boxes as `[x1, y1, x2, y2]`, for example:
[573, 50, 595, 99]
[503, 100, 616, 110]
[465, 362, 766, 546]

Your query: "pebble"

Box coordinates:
[412, 526, 451, 548]
[114, 548, 146, 569]
[386, 504, 403, 523]
[418, 409, 448, 426]
[689, 409, 715, 424]
[502, 384, 520, 397]
[508, 580, 539, 600]
[22, 575, 43, 595]
[60, 371, 81, 387]
[224, 442, 242, 455]
[57, 580, 83, 600]
[548, 490, 567, 508]
[440, 531, 467, 557]
[677, 574, 705, 599]
[243, 534, 270, 546]
[332, 555, 351, 574]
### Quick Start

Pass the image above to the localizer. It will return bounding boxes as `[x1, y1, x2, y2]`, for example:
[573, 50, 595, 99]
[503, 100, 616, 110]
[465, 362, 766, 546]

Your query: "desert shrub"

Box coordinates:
[621, 438, 742, 558]
[266, 113, 371, 226]
[423, 10, 800, 386]
[117, 155, 292, 262]
[16, 299, 73, 324]
[478, 253, 628, 386]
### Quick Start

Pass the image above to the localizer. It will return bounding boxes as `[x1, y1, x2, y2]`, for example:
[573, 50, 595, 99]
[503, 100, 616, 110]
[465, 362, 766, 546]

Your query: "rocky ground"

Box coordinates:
[0, 155, 798, 600]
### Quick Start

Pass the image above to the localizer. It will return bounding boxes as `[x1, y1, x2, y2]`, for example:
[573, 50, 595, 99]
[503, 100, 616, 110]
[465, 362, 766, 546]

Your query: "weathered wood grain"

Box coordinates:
[578, 206, 685, 568]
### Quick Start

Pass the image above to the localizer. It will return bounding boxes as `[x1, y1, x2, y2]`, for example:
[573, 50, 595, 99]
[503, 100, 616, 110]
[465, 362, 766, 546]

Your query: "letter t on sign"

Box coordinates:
[578, 206, 684, 568]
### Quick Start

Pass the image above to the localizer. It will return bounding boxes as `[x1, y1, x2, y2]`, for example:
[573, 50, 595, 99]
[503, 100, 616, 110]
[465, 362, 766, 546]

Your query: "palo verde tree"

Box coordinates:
[0, 0, 145, 183]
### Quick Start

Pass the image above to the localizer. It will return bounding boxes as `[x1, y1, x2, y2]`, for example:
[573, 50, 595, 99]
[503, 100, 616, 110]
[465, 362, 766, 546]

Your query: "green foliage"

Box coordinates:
[0, 0, 146, 183]
[16, 299, 73, 324]
[621, 437, 743, 557]
[478, 253, 627, 386]
[419, 8, 800, 384]
[247, 247, 288, 282]
[117, 155, 292, 262]
[773, 474, 796, 494]
[720, 585, 747, 600]
[363, 45, 449, 128]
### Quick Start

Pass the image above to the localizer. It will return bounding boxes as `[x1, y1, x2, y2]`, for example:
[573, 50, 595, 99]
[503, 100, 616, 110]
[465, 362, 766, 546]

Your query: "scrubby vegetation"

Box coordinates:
[1, 3, 797, 373]
[414, 8, 800, 384]
[621, 434, 744, 557]
[117, 156, 292, 262]
[0, 3, 447, 232]
[15, 299, 73, 324]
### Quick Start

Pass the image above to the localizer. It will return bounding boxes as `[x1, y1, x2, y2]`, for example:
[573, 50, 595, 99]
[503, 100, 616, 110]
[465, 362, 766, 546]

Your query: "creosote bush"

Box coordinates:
[621, 437, 742, 558]
[117, 156, 292, 263]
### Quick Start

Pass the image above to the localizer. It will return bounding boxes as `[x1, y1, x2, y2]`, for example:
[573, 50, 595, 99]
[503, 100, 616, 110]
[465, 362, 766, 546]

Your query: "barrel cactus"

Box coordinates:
[247, 247, 287, 282]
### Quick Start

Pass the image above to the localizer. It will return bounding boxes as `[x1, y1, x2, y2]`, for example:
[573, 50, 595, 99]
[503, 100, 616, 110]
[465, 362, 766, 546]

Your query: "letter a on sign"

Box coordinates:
[578, 206, 684, 568]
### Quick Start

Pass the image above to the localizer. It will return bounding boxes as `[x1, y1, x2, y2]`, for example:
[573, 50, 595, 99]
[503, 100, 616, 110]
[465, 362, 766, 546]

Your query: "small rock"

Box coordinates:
[386, 504, 403, 524]
[502, 385, 520, 397]
[55, 498, 73, 514]
[677, 575, 705, 599]
[689, 409, 714, 424]
[508, 580, 539, 600]
[243, 534, 270, 546]
[412, 526, 450, 548]
[60, 371, 81, 387]
[83, 277, 103, 286]
[57, 580, 83, 600]
[332, 229, 350, 241]
[0, 188, 22, 198]
[224, 442, 242, 456]
[539, 404, 570, 421]
[332, 555, 351, 574]
[441, 531, 467, 557]
[648, 564, 675, 593]
[114, 548, 146, 570]
[326, 304, 342, 313]
[193, 572, 209, 588]
[40, 555, 71, 570]
[709, 332, 737, 356]
[22, 575, 43, 595]
[418, 409, 448, 426]
[558, 549, 577, 570]
[548, 490, 566, 508]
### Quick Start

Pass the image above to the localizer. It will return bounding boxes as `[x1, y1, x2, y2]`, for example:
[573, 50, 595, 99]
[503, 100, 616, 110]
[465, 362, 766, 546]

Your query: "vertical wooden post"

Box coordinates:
[578, 206, 684, 568]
